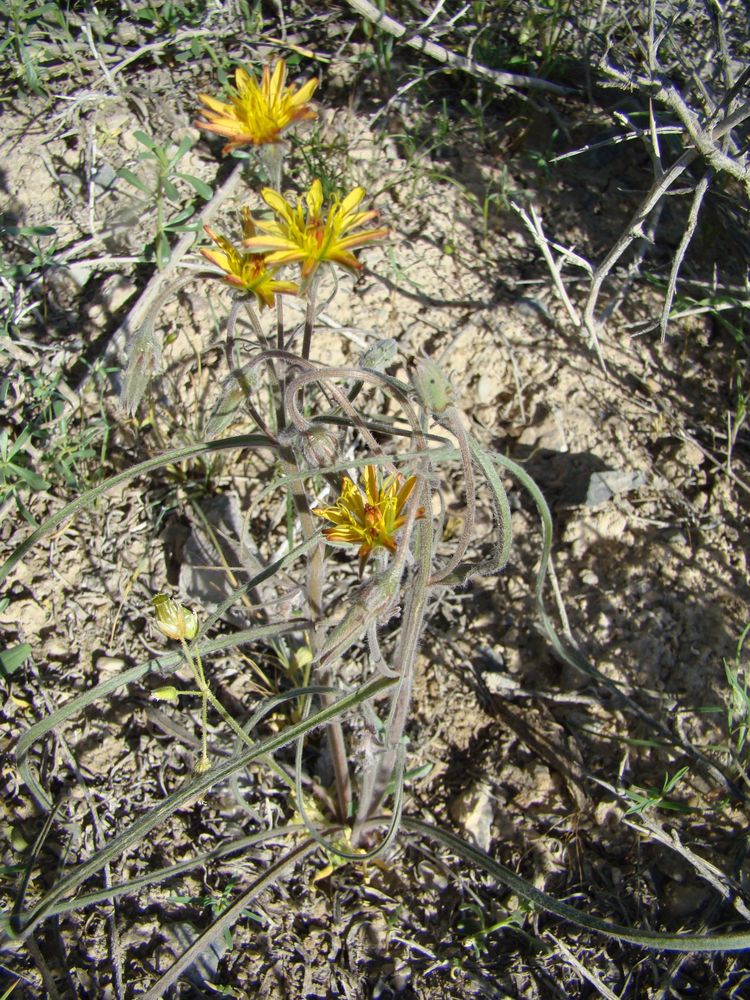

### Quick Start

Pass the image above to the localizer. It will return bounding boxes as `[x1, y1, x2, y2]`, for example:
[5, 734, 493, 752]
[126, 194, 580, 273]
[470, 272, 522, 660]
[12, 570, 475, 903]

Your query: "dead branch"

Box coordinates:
[342, 0, 572, 95]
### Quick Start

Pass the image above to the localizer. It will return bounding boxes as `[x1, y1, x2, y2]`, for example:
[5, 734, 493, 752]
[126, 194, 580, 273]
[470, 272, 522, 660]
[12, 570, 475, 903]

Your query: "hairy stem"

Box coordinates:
[429, 406, 476, 585]
[301, 271, 321, 361]
[179, 640, 295, 791]
[353, 475, 432, 836]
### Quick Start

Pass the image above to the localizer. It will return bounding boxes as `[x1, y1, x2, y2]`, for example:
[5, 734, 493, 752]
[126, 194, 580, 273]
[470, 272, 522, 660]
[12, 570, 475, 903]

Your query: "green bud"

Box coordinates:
[152, 685, 180, 702]
[411, 357, 455, 415]
[293, 646, 313, 670]
[153, 594, 198, 641]
[122, 324, 163, 417]
[9, 826, 29, 852]
[301, 426, 339, 468]
[205, 365, 263, 437]
[359, 338, 397, 372]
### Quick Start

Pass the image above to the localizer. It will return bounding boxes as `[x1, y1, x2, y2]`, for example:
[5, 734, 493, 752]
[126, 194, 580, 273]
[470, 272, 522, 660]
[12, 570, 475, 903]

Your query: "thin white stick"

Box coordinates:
[581, 98, 750, 349]
[512, 201, 607, 369]
[547, 934, 621, 1000]
[342, 0, 571, 95]
[660, 172, 711, 342]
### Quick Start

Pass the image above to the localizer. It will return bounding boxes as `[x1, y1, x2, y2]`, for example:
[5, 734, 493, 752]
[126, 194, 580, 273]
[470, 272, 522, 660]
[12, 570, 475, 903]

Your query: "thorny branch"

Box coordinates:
[521, 2, 750, 358]
[602, 61, 750, 185]
[580, 98, 750, 353]
[342, 0, 572, 95]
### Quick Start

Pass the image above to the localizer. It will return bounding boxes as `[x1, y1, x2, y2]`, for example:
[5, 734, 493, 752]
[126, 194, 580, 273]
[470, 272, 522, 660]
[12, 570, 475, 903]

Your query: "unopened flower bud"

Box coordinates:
[293, 645, 313, 670]
[359, 338, 397, 372]
[152, 685, 180, 702]
[411, 356, 455, 415]
[205, 364, 264, 438]
[153, 594, 198, 641]
[301, 426, 339, 469]
[122, 324, 163, 416]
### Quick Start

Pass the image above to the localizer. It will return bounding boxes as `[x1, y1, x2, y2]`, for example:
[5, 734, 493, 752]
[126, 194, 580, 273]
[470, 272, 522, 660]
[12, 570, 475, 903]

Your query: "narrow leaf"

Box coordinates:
[162, 177, 180, 202]
[154, 231, 171, 269]
[0, 643, 32, 677]
[164, 204, 195, 229]
[176, 173, 213, 200]
[116, 168, 151, 195]
[14, 675, 396, 937]
[406, 816, 750, 952]
[133, 130, 158, 152]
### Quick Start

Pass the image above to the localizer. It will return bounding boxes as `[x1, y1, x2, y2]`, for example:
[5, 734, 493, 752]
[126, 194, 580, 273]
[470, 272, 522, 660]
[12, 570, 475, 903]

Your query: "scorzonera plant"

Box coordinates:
[6, 60, 749, 997]
[119, 57, 517, 858]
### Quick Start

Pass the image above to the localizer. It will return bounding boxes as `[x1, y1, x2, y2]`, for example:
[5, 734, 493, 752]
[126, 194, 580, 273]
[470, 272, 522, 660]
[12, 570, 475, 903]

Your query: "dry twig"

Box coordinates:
[342, 0, 572, 95]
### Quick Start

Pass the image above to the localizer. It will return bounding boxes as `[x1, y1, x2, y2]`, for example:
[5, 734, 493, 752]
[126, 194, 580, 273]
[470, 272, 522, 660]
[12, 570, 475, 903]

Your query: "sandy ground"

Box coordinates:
[1, 22, 750, 999]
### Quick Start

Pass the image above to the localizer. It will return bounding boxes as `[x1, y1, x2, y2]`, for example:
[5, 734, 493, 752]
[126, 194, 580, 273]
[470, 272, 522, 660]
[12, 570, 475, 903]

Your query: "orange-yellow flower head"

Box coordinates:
[200, 209, 299, 310]
[243, 179, 389, 287]
[313, 465, 423, 574]
[196, 59, 318, 153]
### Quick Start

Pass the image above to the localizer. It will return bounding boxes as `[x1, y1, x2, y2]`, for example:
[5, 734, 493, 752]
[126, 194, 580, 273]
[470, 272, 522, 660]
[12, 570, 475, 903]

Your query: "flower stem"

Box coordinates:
[301, 271, 321, 361]
[179, 639, 295, 791]
[429, 406, 476, 584]
[261, 142, 287, 355]
[353, 476, 431, 837]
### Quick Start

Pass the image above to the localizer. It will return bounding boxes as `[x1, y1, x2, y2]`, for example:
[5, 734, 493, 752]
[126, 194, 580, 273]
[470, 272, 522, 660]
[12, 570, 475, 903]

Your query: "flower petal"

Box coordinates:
[235, 66, 251, 90]
[292, 77, 319, 106]
[197, 93, 234, 115]
[261, 187, 295, 225]
[196, 60, 317, 152]
[200, 247, 231, 271]
[268, 59, 286, 102]
[340, 186, 365, 215]
[363, 465, 378, 505]
[324, 526, 367, 544]
[306, 178, 324, 219]
[244, 234, 300, 253]
[335, 227, 390, 251]
[264, 248, 309, 267]
[395, 474, 417, 514]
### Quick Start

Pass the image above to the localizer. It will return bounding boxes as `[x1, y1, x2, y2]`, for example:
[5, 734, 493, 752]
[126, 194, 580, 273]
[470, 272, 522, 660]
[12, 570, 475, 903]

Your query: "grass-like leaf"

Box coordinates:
[11, 674, 396, 938]
[0, 434, 274, 588]
[404, 816, 750, 952]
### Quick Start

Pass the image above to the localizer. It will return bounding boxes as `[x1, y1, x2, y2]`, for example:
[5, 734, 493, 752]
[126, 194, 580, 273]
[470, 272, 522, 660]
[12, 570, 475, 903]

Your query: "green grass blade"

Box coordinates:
[12, 674, 396, 937]
[0, 434, 273, 588]
[404, 816, 750, 951]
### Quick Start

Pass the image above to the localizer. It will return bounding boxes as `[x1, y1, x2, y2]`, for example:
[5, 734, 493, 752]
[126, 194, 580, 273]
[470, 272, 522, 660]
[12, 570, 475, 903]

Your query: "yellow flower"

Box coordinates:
[201, 209, 299, 310]
[243, 179, 389, 285]
[313, 465, 422, 573]
[196, 60, 318, 153]
[153, 594, 198, 642]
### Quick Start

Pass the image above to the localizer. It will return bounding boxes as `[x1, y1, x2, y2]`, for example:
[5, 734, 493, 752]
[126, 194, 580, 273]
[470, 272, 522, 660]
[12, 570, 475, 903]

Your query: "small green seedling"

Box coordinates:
[169, 876, 265, 950]
[623, 766, 694, 817]
[117, 130, 213, 268]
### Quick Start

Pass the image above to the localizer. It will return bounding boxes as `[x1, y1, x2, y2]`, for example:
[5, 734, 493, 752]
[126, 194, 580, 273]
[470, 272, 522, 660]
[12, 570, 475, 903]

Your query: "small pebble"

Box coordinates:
[46, 641, 71, 660]
[92, 162, 118, 189]
[96, 655, 126, 675]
